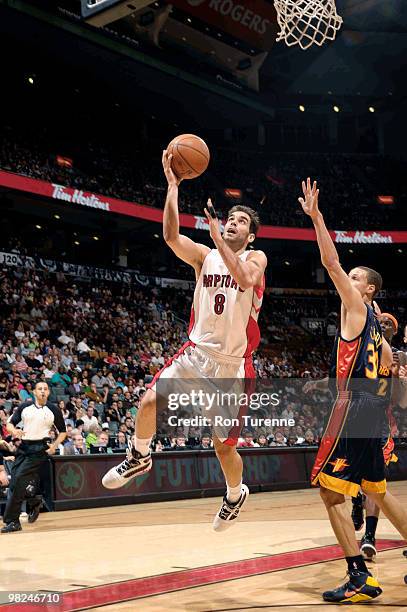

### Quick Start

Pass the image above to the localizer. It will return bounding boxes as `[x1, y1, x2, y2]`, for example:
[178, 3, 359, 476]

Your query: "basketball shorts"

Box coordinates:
[311, 393, 387, 496]
[147, 341, 255, 445]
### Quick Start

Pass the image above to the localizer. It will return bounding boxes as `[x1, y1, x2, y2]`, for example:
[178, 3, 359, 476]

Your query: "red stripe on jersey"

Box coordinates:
[146, 340, 195, 389]
[244, 316, 260, 358]
[188, 305, 195, 335]
[310, 395, 351, 484]
[223, 356, 256, 446]
[254, 275, 266, 299]
[336, 337, 361, 391]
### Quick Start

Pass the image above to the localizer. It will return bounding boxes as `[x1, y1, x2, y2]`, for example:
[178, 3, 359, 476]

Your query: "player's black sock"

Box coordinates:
[365, 516, 378, 538]
[346, 555, 368, 574]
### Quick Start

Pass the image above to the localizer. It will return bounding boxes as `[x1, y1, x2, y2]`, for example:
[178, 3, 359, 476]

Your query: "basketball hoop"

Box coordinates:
[274, 0, 343, 50]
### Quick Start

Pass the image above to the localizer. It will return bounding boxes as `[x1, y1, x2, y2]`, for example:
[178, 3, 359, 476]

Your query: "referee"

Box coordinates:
[1, 381, 66, 533]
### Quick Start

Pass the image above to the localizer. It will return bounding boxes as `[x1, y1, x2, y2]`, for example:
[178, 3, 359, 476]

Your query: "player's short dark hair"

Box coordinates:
[34, 380, 49, 389]
[358, 266, 383, 297]
[227, 205, 260, 235]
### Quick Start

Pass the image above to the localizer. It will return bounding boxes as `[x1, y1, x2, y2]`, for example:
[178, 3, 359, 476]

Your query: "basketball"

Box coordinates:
[167, 134, 210, 180]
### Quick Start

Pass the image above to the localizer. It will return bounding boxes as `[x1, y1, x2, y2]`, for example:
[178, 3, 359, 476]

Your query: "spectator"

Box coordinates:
[85, 382, 104, 403]
[64, 432, 88, 455]
[50, 367, 71, 388]
[270, 432, 287, 447]
[302, 429, 316, 445]
[66, 376, 81, 397]
[257, 434, 268, 447]
[90, 431, 110, 453]
[197, 434, 212, 450]
[81, 405, 99, 433]
[113, 431, 127, 450]
[238, 432, 259, 448]
[77, 338, 91, 354]
[172, 434, 187, 450]
[85, 424, 102, 449]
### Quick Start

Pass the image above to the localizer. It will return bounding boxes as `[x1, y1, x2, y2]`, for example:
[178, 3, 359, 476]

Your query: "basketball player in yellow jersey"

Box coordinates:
[299, 178, 407, 603]
[103, 150, 267, 531]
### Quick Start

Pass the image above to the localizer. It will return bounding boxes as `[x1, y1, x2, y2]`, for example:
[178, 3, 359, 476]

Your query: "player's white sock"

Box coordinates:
[134, 436, 152, 457]
[227, 481, 242, 504]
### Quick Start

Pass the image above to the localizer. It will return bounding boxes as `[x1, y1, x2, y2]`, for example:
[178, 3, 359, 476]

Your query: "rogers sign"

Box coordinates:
[334, 231, 393, 244]
[188, 0, 269, 34]
[172, 0, 277, 50]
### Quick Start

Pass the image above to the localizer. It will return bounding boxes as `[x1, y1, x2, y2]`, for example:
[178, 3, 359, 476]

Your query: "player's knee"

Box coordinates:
[319, 486, 344, 507]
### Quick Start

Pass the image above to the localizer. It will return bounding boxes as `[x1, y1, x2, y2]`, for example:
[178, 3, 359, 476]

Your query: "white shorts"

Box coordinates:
[148, 341, 255, 445]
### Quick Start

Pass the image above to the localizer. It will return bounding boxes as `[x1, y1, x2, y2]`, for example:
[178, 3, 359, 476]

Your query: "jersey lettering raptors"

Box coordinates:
[188, 249, 264, 359]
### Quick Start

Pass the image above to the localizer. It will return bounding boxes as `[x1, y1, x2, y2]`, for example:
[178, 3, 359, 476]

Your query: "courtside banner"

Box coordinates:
[1, 170, 407, 243]
[169, 0, 278, 51]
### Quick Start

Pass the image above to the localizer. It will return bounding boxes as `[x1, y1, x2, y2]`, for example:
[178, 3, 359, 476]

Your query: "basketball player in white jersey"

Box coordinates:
[102, 150, 267, 530]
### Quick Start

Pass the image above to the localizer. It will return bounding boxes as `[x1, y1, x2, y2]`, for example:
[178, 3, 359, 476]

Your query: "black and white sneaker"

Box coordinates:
[360, 534, 377, 560]
[213, 484, 249, 532]
[102, 440, 152, 489]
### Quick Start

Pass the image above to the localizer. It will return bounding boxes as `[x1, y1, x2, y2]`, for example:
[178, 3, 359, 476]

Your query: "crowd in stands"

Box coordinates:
[0, 127, 405, 230]
[1, 262, 407, 459]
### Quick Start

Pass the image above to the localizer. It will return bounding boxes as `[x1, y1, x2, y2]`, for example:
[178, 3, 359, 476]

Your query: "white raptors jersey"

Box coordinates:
[188, 249, 264, 359]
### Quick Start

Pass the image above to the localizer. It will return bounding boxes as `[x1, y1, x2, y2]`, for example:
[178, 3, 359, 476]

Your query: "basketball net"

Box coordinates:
[274, 0, 343, 50]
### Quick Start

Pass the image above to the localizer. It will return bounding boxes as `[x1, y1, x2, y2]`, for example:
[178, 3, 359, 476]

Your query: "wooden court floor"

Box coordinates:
[1, 482, 407, 611]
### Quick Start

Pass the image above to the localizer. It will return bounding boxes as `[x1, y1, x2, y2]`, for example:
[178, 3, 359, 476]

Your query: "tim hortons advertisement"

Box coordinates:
[1, 170, 407, 243]
[169, 0, 278, 51]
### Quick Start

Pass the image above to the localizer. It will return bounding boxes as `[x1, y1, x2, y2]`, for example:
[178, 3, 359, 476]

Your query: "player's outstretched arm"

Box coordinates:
[298, 178, 365, 319]
[303, 377, 329, 393]
[204, 201, 267, 290]
[162, 150, 210, 272]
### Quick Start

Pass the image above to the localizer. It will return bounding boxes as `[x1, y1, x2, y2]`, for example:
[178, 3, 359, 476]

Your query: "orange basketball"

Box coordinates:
[167, 134, 210, 180]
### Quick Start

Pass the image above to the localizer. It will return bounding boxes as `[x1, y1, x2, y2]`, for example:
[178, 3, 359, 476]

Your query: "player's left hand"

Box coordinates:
[46, 443, 57, 456]
[298, 178, 319, 219]
[204, 198, 222, 245]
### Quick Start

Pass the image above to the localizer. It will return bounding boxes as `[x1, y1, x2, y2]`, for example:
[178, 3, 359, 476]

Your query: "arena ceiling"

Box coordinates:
[3, 0, 406, 101]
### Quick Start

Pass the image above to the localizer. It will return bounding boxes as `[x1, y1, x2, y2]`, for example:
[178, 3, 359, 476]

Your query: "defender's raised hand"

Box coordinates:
[298, 177, 319, 219]
[204, 198, 222, 246]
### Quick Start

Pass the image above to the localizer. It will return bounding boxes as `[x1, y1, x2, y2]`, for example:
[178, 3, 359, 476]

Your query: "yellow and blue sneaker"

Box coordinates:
[323, 570, 382, 604]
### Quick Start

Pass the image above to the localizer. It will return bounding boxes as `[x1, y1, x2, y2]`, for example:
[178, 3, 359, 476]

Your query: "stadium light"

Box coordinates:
[333, 105, 340, 113]
[54, 214, 60, 220]
[369, 106, 375, 113]
[27, 76, 34, 85]
[93, 236, 99, 241]
[74, 241, 80, 246]
[35, 224, 42, 229]
[299, 105, 305, 112]
[398, 249, 403, 254]
[284, 260, 290, 266]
